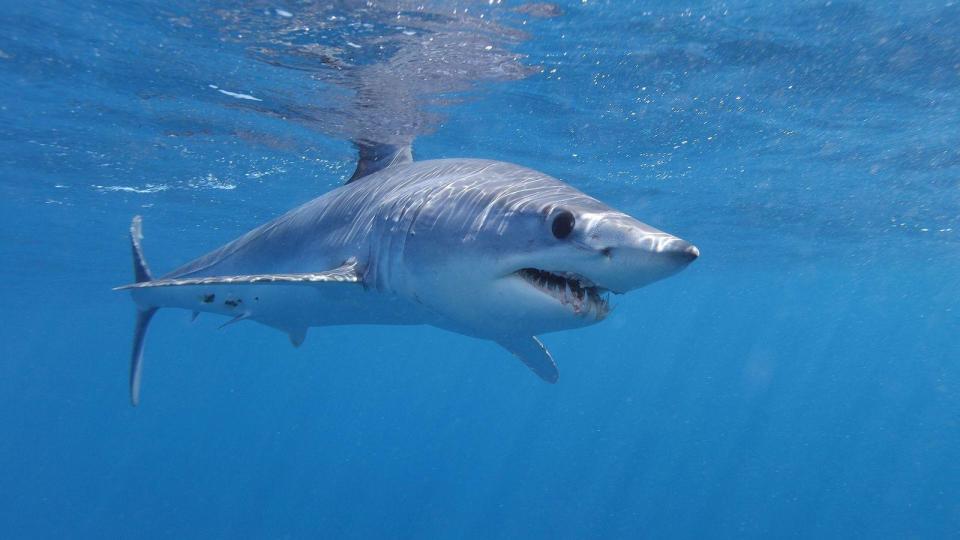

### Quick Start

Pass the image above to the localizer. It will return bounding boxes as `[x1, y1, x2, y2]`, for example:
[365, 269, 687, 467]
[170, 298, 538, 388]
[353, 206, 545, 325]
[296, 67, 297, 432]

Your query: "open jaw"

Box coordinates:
[516, 268, 611, 319]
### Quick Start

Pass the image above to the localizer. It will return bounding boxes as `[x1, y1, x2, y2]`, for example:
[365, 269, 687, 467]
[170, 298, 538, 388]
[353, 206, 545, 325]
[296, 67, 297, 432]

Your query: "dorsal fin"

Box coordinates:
[346, 140, 413, 183]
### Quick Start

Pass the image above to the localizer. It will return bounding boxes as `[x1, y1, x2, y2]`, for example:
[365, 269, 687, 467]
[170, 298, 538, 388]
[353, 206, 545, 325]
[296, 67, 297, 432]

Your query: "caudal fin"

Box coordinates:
[130, 215, 152, 283]
[129, 307, 157, 406]
[126, 216, 156, 406]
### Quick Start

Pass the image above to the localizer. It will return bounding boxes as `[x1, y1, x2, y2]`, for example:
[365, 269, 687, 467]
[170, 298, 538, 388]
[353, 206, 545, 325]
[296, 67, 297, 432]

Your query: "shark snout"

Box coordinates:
[601, 237, 698, 265]
[664, 239, 700, 263]
[583, 215, 698, 293]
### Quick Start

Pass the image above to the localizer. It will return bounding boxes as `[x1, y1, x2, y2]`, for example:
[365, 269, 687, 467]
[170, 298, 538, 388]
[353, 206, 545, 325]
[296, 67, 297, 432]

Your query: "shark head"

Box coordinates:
[498, 207, 698, 320]
[383, 161, 698, 339]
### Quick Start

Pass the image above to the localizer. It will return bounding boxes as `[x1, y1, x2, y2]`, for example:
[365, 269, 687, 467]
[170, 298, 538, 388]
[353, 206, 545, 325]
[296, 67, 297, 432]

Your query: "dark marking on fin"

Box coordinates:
[224, 298, 242, 308]
[201, 293, 215, 303]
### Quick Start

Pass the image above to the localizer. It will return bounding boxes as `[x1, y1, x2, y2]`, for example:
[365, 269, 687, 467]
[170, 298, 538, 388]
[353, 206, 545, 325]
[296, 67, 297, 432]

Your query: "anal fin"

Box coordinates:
[498, 336, 559, 383]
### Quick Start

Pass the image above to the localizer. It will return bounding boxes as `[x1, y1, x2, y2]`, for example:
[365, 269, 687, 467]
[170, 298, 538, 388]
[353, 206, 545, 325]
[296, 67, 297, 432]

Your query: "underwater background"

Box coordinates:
[1, 0, 958, 538]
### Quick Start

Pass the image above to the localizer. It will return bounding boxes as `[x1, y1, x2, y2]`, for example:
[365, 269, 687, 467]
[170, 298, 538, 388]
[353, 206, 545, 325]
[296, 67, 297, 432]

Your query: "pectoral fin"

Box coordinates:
[498, 336, 559, 383]
[114, 259, 361, 290]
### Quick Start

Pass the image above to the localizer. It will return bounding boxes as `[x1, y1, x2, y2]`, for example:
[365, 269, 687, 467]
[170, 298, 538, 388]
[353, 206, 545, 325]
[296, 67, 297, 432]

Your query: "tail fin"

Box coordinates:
[130, 307, 157, 406]
[127, 216, 156, 406]
[130, 215, 152, 283]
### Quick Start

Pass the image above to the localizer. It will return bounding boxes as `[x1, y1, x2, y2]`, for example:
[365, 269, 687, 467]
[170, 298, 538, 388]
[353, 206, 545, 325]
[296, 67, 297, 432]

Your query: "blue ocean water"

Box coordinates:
[2, 0, 959, 538]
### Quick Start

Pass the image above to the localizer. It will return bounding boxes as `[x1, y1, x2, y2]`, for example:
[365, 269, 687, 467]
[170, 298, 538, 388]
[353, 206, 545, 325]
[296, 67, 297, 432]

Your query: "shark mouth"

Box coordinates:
[516, 268, 611, 319]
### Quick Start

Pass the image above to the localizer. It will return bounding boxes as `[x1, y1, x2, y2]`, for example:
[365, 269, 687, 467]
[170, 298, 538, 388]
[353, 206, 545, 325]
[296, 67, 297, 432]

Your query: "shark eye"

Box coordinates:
[551, 210, 576, 240]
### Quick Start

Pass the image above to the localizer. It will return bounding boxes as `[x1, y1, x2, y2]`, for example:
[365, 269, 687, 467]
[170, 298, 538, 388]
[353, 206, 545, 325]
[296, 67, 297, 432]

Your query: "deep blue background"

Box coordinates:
[1, 1, 958, 538]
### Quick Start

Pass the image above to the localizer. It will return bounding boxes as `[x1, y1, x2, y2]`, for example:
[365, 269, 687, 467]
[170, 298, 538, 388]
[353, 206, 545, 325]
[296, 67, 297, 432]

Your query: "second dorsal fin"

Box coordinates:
[346, 140, 413, 183]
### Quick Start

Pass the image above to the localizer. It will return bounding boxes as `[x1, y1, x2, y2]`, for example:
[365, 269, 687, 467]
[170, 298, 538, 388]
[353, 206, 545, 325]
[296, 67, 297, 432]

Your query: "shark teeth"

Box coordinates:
[516, 268, 610, 320]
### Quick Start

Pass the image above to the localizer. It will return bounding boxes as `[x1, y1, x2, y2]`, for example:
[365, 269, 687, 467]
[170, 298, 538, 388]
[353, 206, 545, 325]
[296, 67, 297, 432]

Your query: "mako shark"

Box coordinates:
[117, 144, 698, 405]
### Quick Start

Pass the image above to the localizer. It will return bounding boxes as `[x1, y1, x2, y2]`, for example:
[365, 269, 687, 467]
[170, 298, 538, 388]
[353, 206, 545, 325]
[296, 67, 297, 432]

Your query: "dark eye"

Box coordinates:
[551, 210, 575, 239]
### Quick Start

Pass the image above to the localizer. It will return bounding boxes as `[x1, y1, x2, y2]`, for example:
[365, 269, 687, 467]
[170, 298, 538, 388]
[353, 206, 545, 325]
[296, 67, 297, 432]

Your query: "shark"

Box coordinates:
[117, 144, 698, 405]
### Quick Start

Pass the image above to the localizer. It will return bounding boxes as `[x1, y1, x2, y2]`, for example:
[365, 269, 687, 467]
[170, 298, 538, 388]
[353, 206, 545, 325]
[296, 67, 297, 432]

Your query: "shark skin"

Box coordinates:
[117, 157, 698, 405]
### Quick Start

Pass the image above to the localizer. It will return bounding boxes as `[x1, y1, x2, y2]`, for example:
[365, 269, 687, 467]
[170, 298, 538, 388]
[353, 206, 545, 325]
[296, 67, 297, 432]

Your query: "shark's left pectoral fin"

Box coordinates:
[499, 336, 559, 383]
